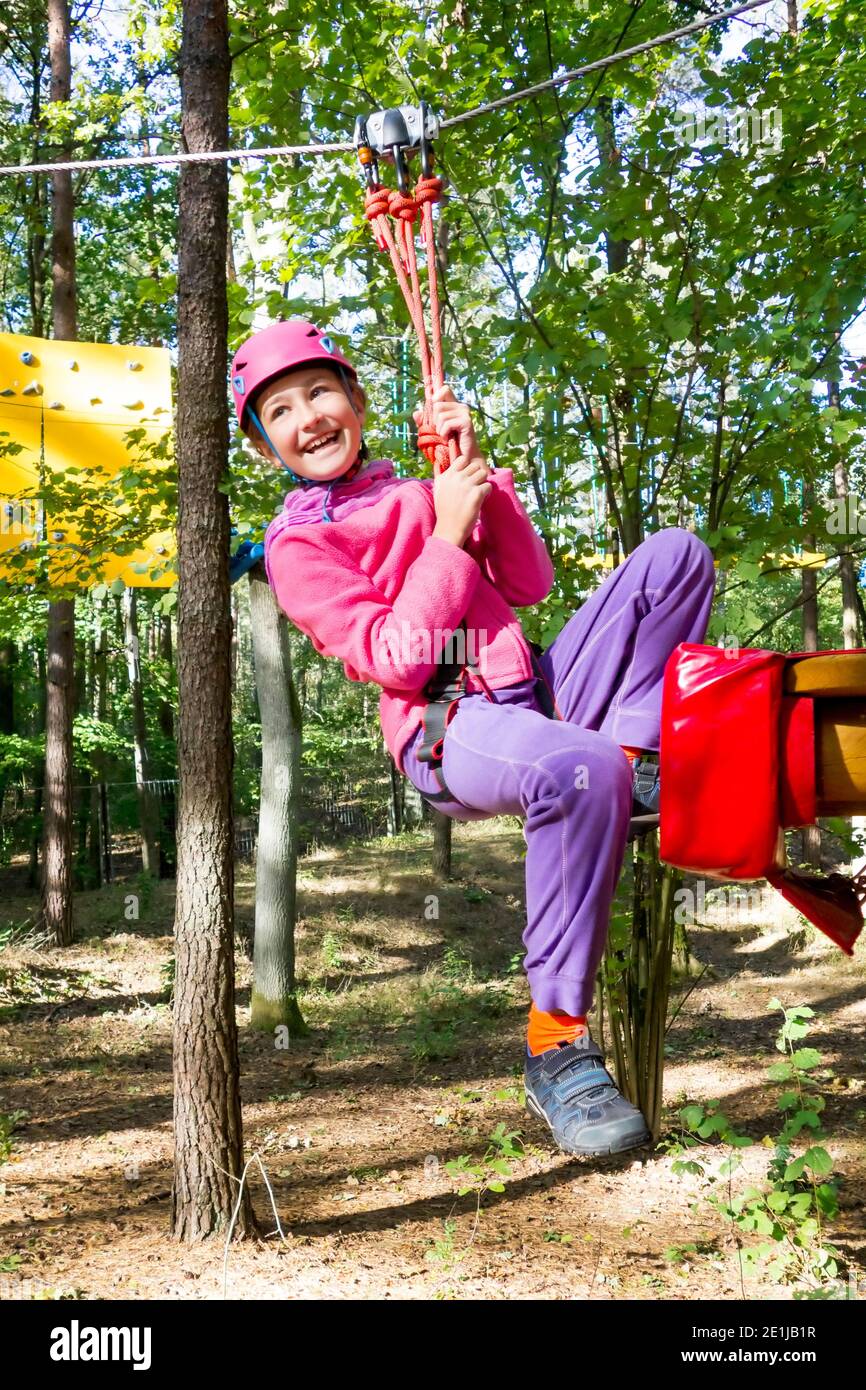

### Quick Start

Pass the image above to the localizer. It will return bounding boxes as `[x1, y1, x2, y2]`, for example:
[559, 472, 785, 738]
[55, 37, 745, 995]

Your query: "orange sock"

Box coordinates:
[527, 1001, 588, 1056]
[620, 744, 644, 765]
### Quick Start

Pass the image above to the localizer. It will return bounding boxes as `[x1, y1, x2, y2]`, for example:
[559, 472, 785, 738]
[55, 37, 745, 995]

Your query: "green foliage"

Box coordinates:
[0, 1108, 27, 1163]
[0, 1, 864, 927]
[660, 1002, 845, 1295]
[159, 954, 175, 1005]
[445, 1122, 525, 1198]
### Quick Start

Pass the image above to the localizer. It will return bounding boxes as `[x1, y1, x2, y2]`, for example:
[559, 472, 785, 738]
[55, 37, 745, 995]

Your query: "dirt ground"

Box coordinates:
[1, 819, 864, 1301]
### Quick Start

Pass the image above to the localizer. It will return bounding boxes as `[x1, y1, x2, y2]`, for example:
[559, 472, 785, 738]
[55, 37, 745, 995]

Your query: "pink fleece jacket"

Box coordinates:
[263, 459, 555, 773]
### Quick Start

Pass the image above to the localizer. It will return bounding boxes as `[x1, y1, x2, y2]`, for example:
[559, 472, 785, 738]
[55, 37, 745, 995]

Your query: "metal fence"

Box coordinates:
[0, 763, 404, 889]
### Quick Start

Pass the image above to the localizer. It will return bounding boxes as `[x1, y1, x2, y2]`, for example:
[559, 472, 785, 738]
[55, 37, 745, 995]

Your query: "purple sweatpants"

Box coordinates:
[401, 528, 716, 1015]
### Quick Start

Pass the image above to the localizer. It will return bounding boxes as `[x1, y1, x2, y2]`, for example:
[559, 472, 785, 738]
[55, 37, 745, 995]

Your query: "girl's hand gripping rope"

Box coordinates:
[416, 385, 491, 548]
[419, 384, 485, 470]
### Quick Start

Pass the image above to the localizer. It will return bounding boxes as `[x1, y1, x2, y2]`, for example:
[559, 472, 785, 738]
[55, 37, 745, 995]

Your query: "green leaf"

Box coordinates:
[767, 1061, 794, 1081]
[788, 1193, 813, 1219]
[802, 1147, 833, 1176]
[680, 1105, 704, 1129]
[791, 1048, 822, 1071]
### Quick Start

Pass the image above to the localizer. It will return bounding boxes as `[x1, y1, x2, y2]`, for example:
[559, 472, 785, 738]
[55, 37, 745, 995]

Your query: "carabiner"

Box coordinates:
[353, 114, 379, 188]
[418, 100, 434, 179]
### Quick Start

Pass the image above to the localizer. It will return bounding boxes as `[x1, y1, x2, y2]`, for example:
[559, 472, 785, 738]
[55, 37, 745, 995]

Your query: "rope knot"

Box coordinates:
[388, 189, 418, 223]
[364, 185, 390, 220]
[417, 421, 450, 473]
[363, 185, 390, 249]
[414, 175, 443, 206]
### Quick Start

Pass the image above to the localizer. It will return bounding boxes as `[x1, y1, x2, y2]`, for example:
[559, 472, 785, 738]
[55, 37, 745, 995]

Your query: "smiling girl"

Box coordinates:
[231, 318, 715, 1158]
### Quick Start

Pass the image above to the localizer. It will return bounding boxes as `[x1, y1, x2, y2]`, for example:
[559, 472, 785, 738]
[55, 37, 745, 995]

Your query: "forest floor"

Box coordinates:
[1, 819, 865, 1302]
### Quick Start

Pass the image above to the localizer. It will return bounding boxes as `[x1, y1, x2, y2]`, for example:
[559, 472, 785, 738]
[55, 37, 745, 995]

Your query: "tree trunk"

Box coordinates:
[26, 17, 47, 338]
[91, 598, 112, 883]
[828, 379, 859, 648]
[73, 634, 94, 888]
[42, 599, 75, 943]
[171, 0, 256, 1242]
[41, 0, 77, 945]
[247, 566, 308, 1036]
[431, 807, 452, 878]
[157, 615, 177, 877]
[0, 643, 15, 860]
[122, 588, 160, 874]
[28, 644, 47, 889]
[387, 755, 404, 835]
[801, 482, 821, 867]
[594, 96, 639, 553]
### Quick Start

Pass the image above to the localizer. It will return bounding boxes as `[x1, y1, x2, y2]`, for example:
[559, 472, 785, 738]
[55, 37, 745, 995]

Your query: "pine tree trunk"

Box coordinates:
[42, 599, 75, 942]
[41, 0, 77, 945]
[247, 566, 308, 1036]
[171, 0, 256, 1241]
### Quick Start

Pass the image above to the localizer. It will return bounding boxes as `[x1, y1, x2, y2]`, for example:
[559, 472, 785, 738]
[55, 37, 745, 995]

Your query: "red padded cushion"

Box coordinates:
[660, 643, 785, 879]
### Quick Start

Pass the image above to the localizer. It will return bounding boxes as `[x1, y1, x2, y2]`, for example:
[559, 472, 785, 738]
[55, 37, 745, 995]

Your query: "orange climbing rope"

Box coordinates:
[358, 108, 457, 474]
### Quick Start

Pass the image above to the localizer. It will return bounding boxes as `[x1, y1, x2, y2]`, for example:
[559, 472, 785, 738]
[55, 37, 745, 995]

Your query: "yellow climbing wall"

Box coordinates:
[0, 331, 175, 588]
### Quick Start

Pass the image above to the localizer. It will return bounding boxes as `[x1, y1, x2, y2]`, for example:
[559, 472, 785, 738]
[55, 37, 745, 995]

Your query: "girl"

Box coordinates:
[231, 318, 716, 1158]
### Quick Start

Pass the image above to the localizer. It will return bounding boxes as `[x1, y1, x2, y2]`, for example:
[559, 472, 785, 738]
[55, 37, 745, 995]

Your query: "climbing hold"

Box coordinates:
[126, 360, 142, 371]
[19, 350, 34, 365]
[0, 388, 15, 397]
[90, 397, 102, 405]
[51, 530, 64, 542]
[155, 545, 167, 556]
[66, 359, 78, 370]
[47, 401, 64, 410]
[123, 400, 144, 410]
[22, 381, 42, 396]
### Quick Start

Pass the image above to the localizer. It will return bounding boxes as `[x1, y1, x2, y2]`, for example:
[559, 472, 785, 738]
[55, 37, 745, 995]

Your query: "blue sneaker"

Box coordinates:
[524, 1035, 651, 1157]
[628, 756, 660, 841]
[632, 756, 660, 815]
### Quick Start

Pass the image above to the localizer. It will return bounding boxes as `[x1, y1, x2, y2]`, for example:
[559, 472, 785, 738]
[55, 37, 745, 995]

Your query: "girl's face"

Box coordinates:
[250, 365, 366, 481]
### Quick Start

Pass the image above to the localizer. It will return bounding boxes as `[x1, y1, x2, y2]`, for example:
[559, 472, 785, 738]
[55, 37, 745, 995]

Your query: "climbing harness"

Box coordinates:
[356, 102, 460, 475]
[414, 622, 563, 803]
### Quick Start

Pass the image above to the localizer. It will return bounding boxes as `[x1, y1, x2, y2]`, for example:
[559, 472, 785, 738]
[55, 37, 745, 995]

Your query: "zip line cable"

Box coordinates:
[0, 0, 773, 178]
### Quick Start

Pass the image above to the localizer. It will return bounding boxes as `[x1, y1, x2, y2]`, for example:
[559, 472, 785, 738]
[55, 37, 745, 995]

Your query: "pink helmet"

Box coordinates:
[230, 318, 356, 433]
